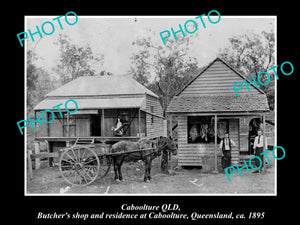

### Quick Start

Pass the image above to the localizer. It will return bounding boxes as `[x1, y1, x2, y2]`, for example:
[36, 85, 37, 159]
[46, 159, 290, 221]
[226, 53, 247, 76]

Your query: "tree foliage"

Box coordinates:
[218, 30, 275, 110]
[130, 34, 200, 115]
[54, 34, 105, 84]
[27, 50, 38, 111]
[27, 50, 55, 114]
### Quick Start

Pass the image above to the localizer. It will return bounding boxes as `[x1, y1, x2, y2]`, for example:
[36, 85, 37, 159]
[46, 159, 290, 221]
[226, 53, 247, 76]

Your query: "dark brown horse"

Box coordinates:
[111, 136, 177, 182]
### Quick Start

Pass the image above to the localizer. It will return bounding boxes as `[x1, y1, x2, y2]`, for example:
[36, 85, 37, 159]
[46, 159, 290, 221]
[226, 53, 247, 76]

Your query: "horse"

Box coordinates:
[111, 136, 177, 182]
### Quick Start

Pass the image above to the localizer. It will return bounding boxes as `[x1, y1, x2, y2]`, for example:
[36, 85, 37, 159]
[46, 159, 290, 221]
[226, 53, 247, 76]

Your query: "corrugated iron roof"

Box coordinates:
[45, 75, 158, 98]
[34, 97, 146, 111]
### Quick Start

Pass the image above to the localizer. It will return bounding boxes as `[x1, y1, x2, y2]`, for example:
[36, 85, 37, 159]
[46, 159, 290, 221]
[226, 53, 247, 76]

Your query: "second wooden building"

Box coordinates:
[166, 58, 271, 172]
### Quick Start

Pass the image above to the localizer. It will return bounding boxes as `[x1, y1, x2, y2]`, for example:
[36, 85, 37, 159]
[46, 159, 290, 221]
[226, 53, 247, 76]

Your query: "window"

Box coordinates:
[187, 116, 227, 144]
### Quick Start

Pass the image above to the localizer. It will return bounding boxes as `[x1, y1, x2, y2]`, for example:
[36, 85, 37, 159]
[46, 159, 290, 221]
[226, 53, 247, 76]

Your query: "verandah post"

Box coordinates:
[67, 112, 70, 137]
[101, 109, 104, 136]
[169, 115, 173, 137]
[66, 112, 71, 147]
[213, 114, 218, 173]
[27, 150, 33, 179]
[262, 114, 266, 171]
[138, 108, 141, 138]
[34, 110, 37, 138]
[34, 141, 40, 170]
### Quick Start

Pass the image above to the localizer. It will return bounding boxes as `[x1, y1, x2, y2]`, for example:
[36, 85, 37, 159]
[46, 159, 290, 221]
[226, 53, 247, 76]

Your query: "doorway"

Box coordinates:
[91, 114, 101, 136]
[248, 117, 261, 154]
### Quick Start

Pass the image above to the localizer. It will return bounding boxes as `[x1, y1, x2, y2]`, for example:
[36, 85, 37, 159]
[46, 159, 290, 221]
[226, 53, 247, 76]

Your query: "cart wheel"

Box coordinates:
[59, 145, 100, 186]
[98, 155, 111, 178]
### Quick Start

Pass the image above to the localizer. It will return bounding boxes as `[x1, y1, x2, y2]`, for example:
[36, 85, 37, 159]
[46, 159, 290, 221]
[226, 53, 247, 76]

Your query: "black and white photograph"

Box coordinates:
[23, 15, 277, 195]
[12, 5, 298, 224]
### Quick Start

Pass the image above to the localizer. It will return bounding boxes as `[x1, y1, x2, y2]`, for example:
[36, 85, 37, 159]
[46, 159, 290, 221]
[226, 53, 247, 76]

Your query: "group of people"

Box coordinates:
[220, 130, 267, 173]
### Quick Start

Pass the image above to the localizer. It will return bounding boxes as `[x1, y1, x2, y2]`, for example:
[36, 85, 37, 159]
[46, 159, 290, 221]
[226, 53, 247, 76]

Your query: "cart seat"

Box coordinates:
[75, 137, 95, 145]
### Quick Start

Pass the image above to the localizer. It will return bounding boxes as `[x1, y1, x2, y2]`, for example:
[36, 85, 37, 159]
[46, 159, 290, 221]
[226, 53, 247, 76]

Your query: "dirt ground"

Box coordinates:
[26, 155, 276, 195]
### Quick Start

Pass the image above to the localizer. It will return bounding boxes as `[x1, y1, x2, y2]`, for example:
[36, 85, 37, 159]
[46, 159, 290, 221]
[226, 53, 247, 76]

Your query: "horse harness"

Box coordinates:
[137, 138, 168, 159]
[113, 138, 169, 160]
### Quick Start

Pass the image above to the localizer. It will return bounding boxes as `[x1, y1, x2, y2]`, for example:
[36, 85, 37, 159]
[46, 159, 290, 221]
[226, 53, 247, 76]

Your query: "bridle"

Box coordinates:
[136, 137, 175, 159]
[153, 137, 175, 157]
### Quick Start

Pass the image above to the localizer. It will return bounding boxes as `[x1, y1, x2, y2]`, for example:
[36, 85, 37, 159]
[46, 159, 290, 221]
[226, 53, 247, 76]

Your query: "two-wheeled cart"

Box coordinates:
[59, 140, 155, 186]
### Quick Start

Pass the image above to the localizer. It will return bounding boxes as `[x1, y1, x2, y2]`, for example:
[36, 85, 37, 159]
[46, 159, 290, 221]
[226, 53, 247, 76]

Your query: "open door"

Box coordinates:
[91, 114, 101, 136]
[248, 117, 261, 155]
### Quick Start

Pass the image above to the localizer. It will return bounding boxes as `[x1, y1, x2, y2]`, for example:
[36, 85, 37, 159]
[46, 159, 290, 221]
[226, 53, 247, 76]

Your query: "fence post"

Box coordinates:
[34, 141, 40, 170]
[27, 150, 33, 179]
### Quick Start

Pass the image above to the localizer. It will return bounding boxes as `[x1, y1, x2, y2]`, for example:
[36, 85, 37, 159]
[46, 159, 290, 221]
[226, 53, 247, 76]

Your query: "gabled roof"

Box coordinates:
[46, 75, 158, 98]
[176, 57, 265, 96]
[166, 57, 270, 113]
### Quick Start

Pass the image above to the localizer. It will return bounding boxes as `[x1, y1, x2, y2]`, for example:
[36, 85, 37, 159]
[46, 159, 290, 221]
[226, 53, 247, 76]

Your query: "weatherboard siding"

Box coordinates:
[177, 116, 240, 168]
[167, 58, 269, 171]
[228, 119, 239, 165]
[146, 94, 165, 138]
[178, 116, 203, 166]
[181, 60, 260, 96]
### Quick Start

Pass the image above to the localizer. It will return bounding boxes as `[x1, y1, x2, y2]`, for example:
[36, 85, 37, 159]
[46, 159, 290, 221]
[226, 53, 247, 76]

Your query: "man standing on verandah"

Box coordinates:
[253, 129, 268, 173]
[219, 132, 236, 172]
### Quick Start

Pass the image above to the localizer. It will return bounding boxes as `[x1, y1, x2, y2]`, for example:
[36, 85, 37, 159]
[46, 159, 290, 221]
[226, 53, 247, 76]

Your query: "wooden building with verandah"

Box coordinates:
[32, 75, 165, 163]
[166, 58, 271, 172]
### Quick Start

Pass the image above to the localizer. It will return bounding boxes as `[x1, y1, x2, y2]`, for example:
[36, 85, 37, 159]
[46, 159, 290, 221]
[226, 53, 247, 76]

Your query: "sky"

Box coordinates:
[25, 15, 275, 78]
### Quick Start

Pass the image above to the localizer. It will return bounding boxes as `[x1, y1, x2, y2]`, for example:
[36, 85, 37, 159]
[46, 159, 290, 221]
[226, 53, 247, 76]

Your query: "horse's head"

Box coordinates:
[157, 136, 177, 155]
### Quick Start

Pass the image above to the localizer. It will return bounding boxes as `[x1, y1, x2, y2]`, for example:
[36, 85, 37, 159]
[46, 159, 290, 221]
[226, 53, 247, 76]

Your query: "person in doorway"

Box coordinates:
[112, 115, 123, 136]
[253, 129, 268, 173]
[219, 132, 236, 172]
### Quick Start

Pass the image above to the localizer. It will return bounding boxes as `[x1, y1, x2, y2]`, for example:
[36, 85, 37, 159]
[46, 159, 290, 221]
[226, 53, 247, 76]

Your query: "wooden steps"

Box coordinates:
[237, 154, 255, 166]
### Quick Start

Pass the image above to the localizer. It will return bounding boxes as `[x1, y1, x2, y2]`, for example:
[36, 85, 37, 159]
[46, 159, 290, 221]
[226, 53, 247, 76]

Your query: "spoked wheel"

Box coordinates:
[59, 145, 100, 186]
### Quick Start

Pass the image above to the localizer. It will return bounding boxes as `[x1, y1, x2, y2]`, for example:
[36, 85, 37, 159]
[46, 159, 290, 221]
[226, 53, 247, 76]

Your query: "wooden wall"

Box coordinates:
[35, 111, 60, 137]
[229, 119, 239, 165]
[103, 109, 146, 137]
[35, 112, 91, 137]
[35, 111, 48, 137]
[49, 117, 63, 137]
[145, 94, 165, 138]
[35, 100, 164, 139]
[76, 115, 90, 136]
[180, 60, 260, 96]
[239, 117, 249, 153]
[35, 109, 146, 138]
[130, 111, 146, 137]
[178, 115, 204, 166]
[177, 115, 240, 169]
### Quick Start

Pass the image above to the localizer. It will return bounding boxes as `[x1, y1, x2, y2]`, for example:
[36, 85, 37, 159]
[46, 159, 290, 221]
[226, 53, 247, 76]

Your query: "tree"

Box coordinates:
[130, 33, 200, 115]
[54, 34, 104, 84]
[27, 50, 55, 114]
[218, 30, 275, 110]
[27, 50, 38, 112]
